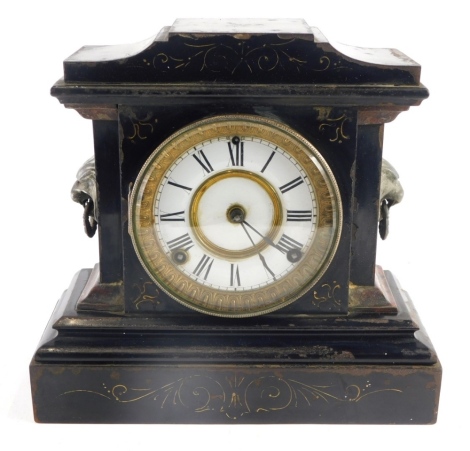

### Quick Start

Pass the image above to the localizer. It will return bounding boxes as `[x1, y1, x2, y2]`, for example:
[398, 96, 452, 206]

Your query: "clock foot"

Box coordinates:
[76, 264, 124, 313]
[349, 265, 398, 314]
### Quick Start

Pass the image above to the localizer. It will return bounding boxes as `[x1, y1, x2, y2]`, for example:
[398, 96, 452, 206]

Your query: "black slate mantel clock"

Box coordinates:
[30, 19, 441, 424]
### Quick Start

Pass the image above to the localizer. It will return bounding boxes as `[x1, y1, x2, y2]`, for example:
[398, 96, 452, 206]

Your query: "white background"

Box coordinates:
[1, 1, 467, 449]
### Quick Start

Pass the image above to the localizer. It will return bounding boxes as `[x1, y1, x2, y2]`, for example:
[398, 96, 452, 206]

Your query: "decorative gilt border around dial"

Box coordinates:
[129, 115, 342, 317]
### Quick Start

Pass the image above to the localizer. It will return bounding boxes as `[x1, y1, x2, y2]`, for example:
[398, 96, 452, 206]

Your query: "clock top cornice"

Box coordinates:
[57, 19, 424, 86]
[52, 19, 427, 122]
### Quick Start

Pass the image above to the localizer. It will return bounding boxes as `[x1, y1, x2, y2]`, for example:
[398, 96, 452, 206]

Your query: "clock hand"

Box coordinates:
[241, 222, 276, 279]
[242, 220, 284, 253]
[258, 252, 276, 279]
[242, 220, 303, 263]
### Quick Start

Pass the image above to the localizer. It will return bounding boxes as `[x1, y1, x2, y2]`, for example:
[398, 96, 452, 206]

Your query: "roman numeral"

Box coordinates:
[193, 254, 214, 280]
[193, 150, 214, 174]
[286, 210, 313, 222]
[277, 234, 303, 254]
[167, 233, 193, 251]
[168, 180, 192, 192]
[228, 140, 244, 166]
[279, 176, 304, 194]
[159, 211, 185, 221]
[230, 264, 241, 287]
[260, 151, 275, 173]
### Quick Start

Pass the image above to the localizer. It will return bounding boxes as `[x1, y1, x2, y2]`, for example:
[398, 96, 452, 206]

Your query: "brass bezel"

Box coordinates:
[129, 115, 342, 317]
[189, 169, 283, 260]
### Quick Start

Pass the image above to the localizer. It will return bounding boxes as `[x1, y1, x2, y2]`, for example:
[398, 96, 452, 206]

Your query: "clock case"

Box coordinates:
[30, 19, 441, 424]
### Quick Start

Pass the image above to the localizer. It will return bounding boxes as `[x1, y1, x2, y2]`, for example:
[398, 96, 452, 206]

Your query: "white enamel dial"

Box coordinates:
[130, 115, 341, 317]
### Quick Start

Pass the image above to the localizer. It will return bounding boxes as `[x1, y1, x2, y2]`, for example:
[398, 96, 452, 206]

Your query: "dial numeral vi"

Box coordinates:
[230, 264, 241, 286]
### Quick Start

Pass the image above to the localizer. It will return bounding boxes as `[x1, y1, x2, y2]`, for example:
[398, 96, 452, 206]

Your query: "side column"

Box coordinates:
[93, 120, 123, 283]
[350, 124, 383, 286]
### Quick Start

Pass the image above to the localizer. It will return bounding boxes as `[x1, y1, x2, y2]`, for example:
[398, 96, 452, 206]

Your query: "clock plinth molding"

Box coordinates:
[31, 267, 440, 424]
[30, 19, 441, 424]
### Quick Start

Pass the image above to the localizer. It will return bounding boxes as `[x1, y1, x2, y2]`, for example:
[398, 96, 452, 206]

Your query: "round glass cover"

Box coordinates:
[129, 115, 342, 317]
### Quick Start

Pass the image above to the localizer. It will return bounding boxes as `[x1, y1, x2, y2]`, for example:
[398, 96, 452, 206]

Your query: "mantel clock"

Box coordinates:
[30, 19, 441, 424]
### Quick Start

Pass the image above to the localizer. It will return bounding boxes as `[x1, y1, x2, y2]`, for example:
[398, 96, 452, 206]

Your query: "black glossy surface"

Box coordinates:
[350, 124, 383, 285]
[34, 269, 436, 365]
[62, 30, 420, 85]
[119, 104, 355, 314]
[30, 269, 441, 424]
[32, 20, 440, 424]
[93, 121, 122, 283]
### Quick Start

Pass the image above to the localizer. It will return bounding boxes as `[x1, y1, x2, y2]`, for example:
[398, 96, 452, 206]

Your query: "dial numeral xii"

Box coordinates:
[228, 137, 244, 166]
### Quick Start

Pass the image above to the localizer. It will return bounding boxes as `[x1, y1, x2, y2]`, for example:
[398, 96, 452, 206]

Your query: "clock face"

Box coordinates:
[129, 115, 342, 317]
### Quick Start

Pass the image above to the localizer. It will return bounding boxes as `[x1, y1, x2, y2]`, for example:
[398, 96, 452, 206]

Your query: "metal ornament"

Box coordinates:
[71, 157, 98, 237]
[379, 159, 404, 239]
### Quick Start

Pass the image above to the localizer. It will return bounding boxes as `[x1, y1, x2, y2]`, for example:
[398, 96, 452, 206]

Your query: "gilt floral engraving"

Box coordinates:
[132, 281, 160, 310]
[61, 374, 402, 420]
[319, 114, 351, 143]
[153, 39, 330, 75]
[313, 281, 342, 307]
[123, 111, 158, 141]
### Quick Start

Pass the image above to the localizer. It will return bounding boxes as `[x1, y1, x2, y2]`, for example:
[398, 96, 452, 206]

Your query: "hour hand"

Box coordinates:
[243, 220, 303, 263]
[242, 220, 283, 253]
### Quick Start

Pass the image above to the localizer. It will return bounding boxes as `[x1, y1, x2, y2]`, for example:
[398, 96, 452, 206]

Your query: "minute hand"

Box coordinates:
[240, 222, 277, 279]
[242, 220, 284, 253]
